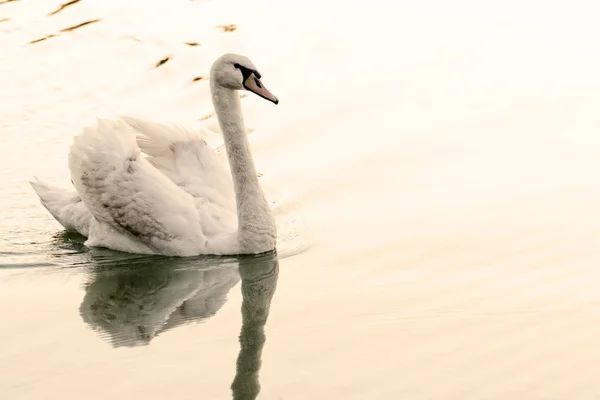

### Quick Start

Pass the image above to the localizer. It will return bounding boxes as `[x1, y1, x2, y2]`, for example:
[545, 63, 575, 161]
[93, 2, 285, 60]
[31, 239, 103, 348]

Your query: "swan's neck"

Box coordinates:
[211, 85, 276, 252]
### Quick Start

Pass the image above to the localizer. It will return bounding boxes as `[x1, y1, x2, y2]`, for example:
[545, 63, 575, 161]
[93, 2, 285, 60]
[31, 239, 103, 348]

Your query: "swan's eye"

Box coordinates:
[254, 77, 262, 88]
[234, 63, 251, 79]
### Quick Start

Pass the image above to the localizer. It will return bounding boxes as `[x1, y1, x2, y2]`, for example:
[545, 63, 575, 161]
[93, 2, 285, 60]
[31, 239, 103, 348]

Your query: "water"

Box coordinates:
[2, 0, 600, 398]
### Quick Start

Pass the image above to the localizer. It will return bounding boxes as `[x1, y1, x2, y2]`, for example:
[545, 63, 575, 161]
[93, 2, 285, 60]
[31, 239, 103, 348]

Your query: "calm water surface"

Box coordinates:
[2, 1, 600, 399]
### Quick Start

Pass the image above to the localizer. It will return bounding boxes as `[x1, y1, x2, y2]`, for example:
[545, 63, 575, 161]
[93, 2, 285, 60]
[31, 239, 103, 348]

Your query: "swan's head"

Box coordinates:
[210, 53, 279, 105]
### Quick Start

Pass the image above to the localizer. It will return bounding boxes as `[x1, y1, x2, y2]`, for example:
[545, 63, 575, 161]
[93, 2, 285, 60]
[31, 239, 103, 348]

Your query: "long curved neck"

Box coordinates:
[211, 84, 276, 252]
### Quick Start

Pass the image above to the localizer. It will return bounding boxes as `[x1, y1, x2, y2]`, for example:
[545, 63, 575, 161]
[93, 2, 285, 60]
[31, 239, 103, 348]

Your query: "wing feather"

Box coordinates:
[121, 116, 237, 235]
[68, 118, 205, 256]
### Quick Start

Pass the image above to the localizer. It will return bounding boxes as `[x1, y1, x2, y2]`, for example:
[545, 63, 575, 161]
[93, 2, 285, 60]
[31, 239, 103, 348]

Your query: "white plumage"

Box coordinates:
[31, 53, 279, 256]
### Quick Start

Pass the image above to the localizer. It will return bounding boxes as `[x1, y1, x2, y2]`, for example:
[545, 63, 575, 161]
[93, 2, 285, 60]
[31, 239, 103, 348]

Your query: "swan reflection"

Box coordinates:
[78, 250, 279, 399]
[79, 254, 241, 347]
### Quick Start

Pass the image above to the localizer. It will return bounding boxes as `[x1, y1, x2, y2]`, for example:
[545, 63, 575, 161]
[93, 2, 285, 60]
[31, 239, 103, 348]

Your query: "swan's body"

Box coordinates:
[31, 54, 279, 256]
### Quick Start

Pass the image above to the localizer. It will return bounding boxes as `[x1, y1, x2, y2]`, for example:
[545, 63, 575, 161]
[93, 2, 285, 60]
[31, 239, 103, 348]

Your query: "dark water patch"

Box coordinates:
[59, 18, 101, 32]
[48, 0, 81, 16]
[184, 41, 200, 46]
[154, 55, 171, 68]
[49, 231, 87, 253]
[54, 230, 86, 244]
[0, 0, 19, 6]
[28, 34, 57, 45]
[191, 75, 205, 82]
[217, 24, 237, 32]
[28, 18, 101, 45]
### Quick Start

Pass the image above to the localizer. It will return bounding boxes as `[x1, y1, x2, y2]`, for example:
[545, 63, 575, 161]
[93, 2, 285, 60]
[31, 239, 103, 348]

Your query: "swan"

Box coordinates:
[31, 53, 279, 256]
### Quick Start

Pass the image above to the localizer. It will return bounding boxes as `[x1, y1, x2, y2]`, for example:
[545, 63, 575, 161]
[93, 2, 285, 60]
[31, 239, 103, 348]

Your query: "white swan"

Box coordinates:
[31, 53, 279, 256]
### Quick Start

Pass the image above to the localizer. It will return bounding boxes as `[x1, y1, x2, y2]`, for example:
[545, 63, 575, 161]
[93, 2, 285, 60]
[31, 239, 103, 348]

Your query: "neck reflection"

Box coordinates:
[231, 253, 280, 400]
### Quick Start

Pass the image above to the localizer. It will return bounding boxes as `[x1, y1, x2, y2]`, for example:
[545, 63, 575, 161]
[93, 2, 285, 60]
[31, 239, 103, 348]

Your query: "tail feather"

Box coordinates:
[30, 177, 91, 236]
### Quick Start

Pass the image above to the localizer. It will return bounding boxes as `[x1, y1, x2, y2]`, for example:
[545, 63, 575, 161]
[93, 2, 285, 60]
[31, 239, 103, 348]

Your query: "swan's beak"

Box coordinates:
[243, 73, 279, 105]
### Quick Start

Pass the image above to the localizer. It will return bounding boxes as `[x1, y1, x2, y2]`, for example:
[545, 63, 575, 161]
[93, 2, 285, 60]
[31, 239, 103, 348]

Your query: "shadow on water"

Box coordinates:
[75, 240, 278, 400]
